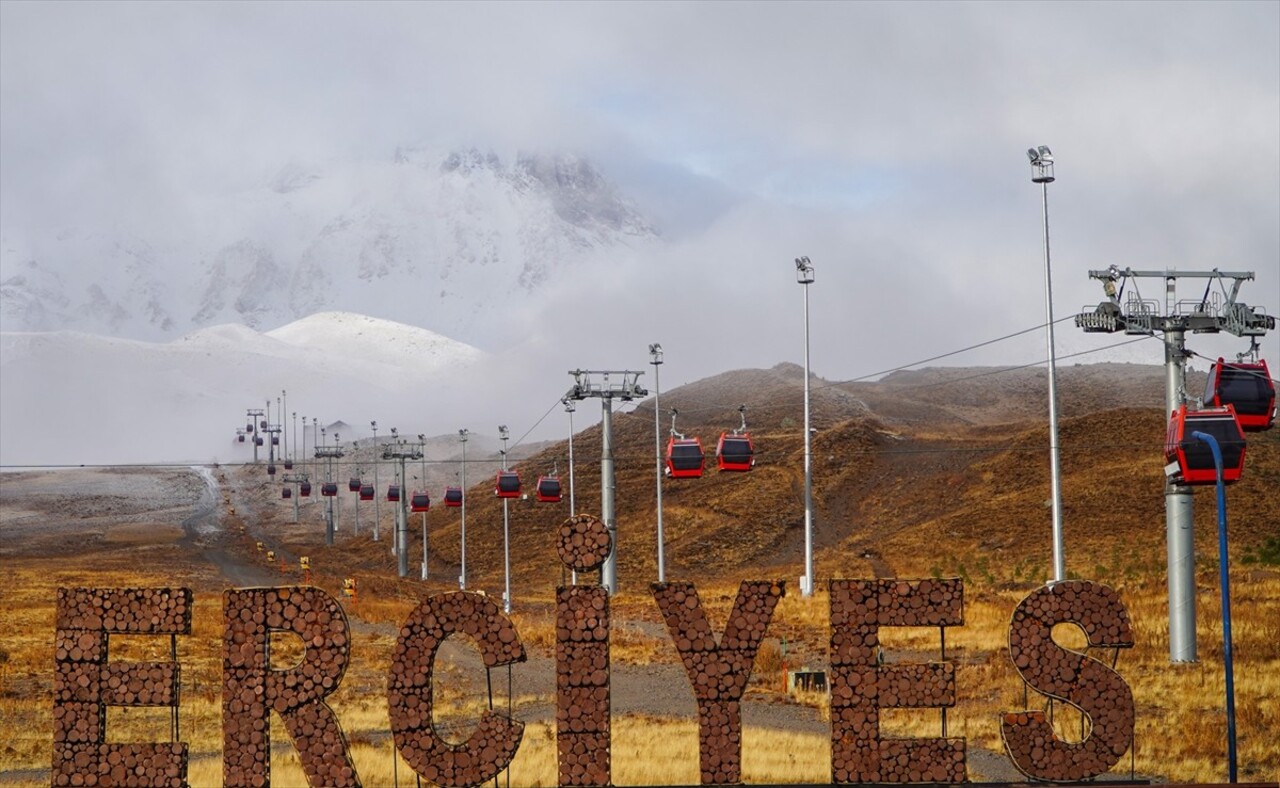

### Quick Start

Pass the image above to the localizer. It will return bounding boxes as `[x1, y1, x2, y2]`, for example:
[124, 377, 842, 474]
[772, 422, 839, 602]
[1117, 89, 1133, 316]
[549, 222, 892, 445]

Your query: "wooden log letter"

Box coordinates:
[652, 579, 785, 785]
[52, 587, 191, 788]
[388, 591, 526, 788]
[555, 514, 613, 786]
[1001, 580, 1135, 782]
[223, 586, 358, 787]
[829, 579, 966, 784]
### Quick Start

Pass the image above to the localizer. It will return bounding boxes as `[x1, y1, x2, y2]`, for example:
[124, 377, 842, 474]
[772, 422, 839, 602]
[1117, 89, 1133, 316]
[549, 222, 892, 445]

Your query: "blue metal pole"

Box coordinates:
[1190, 430, 1238, 783]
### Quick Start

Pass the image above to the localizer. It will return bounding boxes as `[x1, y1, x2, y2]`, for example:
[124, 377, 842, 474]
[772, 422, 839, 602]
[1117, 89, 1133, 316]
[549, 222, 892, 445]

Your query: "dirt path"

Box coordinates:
[178, 466, 277, 588]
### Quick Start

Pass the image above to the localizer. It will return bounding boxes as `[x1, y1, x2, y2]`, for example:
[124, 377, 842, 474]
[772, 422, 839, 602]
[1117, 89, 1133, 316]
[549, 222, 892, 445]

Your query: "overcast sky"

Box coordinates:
[2, 1, 1278, 445]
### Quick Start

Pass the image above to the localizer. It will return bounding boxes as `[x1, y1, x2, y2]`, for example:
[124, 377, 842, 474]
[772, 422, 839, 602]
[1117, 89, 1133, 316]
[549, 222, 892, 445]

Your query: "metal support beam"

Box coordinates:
[382, 436, 423, 579]
[565, 369, 648, 596]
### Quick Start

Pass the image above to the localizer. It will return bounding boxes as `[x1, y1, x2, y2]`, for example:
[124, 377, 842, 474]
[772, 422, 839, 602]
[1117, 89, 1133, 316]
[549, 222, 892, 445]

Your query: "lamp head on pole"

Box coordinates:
[1028, 145, 1055, 183]
[499, 425, 509, 441]
[459, 428, 468, 441]
[649, 343, 663, 365]
[795, 256, 814, 284]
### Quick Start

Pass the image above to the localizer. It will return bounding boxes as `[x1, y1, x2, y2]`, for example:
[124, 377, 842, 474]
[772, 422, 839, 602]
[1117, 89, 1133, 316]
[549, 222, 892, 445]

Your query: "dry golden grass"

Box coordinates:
[3, 459, 1278, 785]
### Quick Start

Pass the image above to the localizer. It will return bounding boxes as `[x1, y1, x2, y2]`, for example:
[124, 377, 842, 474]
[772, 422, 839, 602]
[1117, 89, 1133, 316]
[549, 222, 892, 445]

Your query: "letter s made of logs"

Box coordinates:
[1001, 580, 1135, 782]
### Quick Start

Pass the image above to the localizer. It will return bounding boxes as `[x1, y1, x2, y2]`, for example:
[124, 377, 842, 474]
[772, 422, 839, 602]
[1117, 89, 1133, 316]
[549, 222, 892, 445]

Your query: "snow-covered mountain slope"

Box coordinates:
[265, 312, 485, 369]
[0, 313, 488, 466]
[0, 148, 659, 348]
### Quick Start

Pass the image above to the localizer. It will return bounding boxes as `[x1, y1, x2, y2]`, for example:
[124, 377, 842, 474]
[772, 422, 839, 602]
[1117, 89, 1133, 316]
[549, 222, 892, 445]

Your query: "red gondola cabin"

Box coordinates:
[666, 436, 705, 479]
[1204, 358, 1276, 432]
[1165, 405, 1247, 485]
[348, 477, 362, 493]
[443, 487, 463, 507]
[495, 471, 521, 498]
[359, 484, 375, 502]
[535, 475, 562, 503]
[282, 487, 292, 499]
[321, 482, 339, 497]
[267, 464, 277, 476]
[411, 491, 431, 513]
[387, 485, 401, 502]
[283, 460, 293, 470]
[300, 482, 312, 497]
[716, 433, 755, 472]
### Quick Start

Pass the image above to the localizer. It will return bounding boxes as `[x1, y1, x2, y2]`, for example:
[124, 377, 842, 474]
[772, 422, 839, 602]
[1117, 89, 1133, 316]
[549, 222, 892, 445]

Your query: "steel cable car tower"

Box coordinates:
[246, 408, 264, 463]
[382, 430, 423, 578]
[565, 369, 648, 595]
[1075, 267, 1274, 662]
[314, 429, 345, 546]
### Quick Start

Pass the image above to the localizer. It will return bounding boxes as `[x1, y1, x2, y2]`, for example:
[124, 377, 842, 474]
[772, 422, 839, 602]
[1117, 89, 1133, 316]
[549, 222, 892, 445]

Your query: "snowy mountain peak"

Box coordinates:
[266, 311, 485, 367]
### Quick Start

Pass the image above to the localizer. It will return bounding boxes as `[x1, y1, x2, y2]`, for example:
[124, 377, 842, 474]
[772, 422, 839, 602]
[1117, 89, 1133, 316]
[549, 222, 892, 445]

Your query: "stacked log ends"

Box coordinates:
[556, 514, 612, 572]
[652, 580, 784, 785]
[51, 744, 188, 788]
[52, 587, 192, 787]
[828, 579, 965, 784]
[389, 591, 525, 787]
[1002, 580, 1135, 782]
[222, 586, 359, 788]
[556, 586, 610, 786]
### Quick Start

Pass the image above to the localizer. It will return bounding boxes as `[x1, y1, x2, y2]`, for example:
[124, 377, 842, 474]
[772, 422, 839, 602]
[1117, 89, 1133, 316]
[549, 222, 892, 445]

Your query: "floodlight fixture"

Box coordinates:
[1029, 143, 1055, 183]
[795, 256, 814, 284]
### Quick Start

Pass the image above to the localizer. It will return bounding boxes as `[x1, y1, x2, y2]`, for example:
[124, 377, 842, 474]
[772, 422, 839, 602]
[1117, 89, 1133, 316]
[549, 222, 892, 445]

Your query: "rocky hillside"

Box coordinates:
[283, 362, 1278, 591]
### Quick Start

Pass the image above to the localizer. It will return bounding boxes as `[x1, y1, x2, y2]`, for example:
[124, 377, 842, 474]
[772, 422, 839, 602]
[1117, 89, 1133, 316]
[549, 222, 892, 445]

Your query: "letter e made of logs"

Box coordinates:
[52, 587, 192, 788]
[829, 579, 966, 784]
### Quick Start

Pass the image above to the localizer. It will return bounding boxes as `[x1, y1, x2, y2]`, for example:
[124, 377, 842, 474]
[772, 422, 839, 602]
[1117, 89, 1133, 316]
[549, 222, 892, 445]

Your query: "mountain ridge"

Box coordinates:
[0, 147, 660, 347]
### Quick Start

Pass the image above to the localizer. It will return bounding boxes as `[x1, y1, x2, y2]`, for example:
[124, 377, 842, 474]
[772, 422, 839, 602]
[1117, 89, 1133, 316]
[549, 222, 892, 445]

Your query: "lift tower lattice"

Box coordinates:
[1075, 267, 1274, 663]
[383, 435, 424, 579]
[314, 435, 345, 547]
[565, 369, 648, 595]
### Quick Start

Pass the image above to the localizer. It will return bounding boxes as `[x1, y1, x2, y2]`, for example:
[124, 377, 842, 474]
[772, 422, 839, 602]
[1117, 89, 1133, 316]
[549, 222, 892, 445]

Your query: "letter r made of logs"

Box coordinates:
[829, 579, 966, 784]
[223, 586, 359, 787]
[53, 587, 192, 788]
[652, 580, 786, 785]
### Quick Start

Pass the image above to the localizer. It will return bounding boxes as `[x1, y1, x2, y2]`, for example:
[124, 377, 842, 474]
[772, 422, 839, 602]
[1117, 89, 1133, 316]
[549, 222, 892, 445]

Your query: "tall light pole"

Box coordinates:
[650, 343, 666, 583]
[795, 256, 815, 597]
[1028, 145, 1066, 584]
[562, 398, 578, 585]
[458, 428, 469, 590]
[281, 390, 287, 465]
[371, 420, 380, 542]
[419, 434, 428, 581]
[499, 424, 512, 613]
